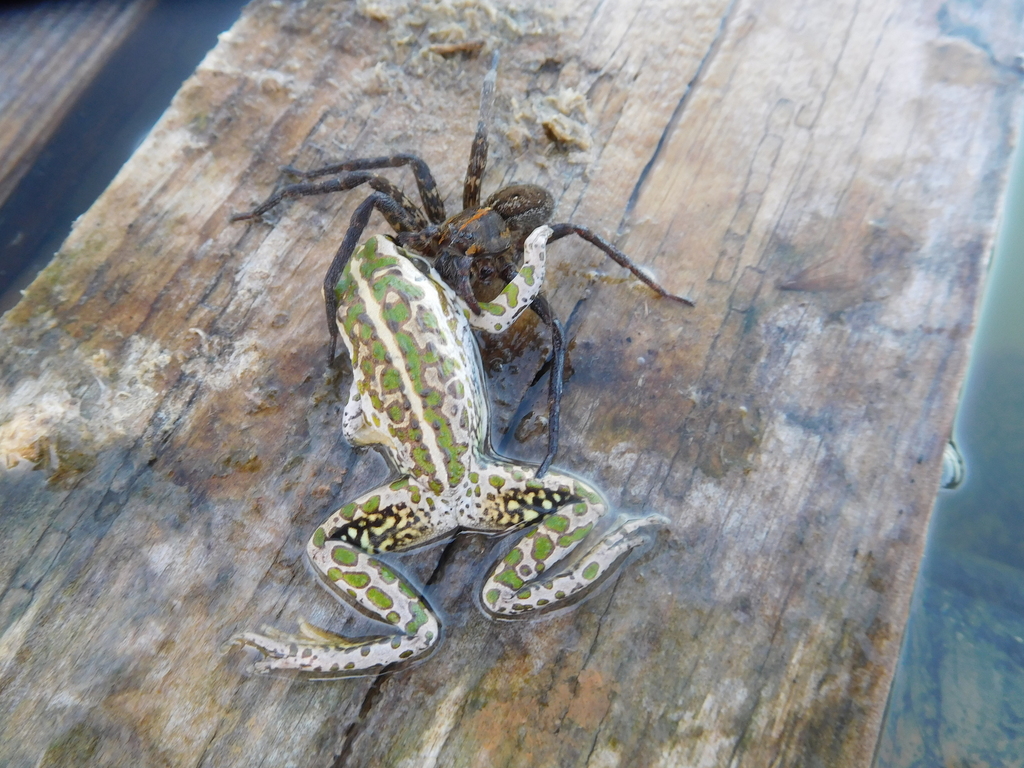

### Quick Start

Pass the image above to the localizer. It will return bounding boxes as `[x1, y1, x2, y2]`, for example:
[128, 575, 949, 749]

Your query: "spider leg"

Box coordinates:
[548, 223, 696, 306]
[437, 251, 481, 314]
[527, 293, 566, 478]
[322, 191, 422, 363]
[282, 154, 446, 224]
[232, 171, 427, 230]
[494, 259, 563, 476]
[463, 51, 499, 210]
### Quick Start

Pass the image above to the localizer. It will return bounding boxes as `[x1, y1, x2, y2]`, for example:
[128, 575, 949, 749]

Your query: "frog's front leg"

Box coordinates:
[465, 224, 551, 333]
[231, 478, 453, 676]
[474, 467, 665, 617]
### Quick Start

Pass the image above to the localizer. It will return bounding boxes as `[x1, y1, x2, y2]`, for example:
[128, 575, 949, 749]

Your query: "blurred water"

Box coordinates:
[875, 111, 1024, 766]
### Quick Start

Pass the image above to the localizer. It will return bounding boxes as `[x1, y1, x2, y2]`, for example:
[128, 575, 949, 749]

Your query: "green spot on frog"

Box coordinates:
[516, 589, 531, 600]
[375, 564, 398, 583]
[327, 568, 343, 581]
[558, 523, 594, 547]
[573, 483, 602, 504]
[366, 587, 394, 610]
[406, 602, 429, 634]
[342, 572, 371, 588]
[373, 273, 423, 303]
[341, 303, 365, 335]
[386, 611, 401, 624]
[381, 367, 402, 390]
[489, 475, 505, 490]
[532, 534, 554, 562]
[313, 527, 326, 548]
[412, 446, 436, 477]
[520, 265, 535, 285]
[371, 340, 388, 361]
[582, 562, 600, 580]
[478, 302, 505, 316]
[502, 281, 520, 307]
[495, 570, 524, 591]
[382, 300, 411, 324]
[573, 502, 588, 516]
[485, 588, 500, 605]
[340, 503, 357, 521]
[420, 309, 439, 330]
[332, 547, 358, 566]
[362, 496, 380, 513]
[504, 548, 522, 566]
[545, 514, 569, 533]
[389, 477, 409, 491]
[399, 582, 417, 599]
[469, 472, 479, 483]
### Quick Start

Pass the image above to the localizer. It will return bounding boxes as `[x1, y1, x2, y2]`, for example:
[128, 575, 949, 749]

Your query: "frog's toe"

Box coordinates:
[601, 513, 669, 555]
[228, 631, 291, 660]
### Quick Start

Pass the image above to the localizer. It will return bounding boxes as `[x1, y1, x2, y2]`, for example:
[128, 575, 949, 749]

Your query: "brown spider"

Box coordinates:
[231, 53, 693, 476]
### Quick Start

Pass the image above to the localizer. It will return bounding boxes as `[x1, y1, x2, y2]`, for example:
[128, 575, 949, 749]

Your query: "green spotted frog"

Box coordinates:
[230, 226, 663, 676]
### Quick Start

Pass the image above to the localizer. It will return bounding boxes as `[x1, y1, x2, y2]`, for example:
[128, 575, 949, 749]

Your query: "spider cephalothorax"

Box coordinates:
[232, 53, 692, 476]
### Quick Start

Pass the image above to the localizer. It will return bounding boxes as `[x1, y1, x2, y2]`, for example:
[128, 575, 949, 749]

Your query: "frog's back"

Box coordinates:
[334, 236, 487, 491]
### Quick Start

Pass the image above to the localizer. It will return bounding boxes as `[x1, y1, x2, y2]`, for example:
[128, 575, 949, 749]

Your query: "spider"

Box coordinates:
[231, 53, 693, 476]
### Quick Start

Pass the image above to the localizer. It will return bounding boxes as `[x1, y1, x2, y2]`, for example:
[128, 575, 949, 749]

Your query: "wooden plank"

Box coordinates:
[0, 0, 153, 211]
[0, 0, 1019, 765]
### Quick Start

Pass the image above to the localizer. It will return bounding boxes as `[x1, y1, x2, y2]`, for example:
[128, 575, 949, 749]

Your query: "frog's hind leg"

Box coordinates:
[472, 468, 666, 617]
[230, 478, 453, 677]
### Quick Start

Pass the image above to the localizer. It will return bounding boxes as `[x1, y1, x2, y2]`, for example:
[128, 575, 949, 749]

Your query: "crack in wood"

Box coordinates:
[619, 0, 740, 232]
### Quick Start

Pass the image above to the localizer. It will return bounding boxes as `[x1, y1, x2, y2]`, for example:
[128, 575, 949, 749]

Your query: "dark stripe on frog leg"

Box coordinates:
[312, 482, 447, 556]
[474, 470, 580, 531]
[330, 501, 435, 554]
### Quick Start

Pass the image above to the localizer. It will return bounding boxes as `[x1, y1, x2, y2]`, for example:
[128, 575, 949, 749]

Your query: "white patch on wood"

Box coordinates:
[400, 680, 468, 768]
[656, 680, 751, 768]
[0, 335, 170, 471]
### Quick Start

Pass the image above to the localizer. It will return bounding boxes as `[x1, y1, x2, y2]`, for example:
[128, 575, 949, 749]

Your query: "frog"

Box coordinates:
[229, 226, 664, 676]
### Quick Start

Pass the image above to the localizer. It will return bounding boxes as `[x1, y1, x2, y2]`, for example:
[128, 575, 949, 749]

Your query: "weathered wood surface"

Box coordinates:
[0, 0, 152, 212]
[0, 0, 1020, 766]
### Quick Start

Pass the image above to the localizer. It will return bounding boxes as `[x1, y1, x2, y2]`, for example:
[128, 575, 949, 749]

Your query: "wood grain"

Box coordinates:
[1, 0, 1021, 765]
